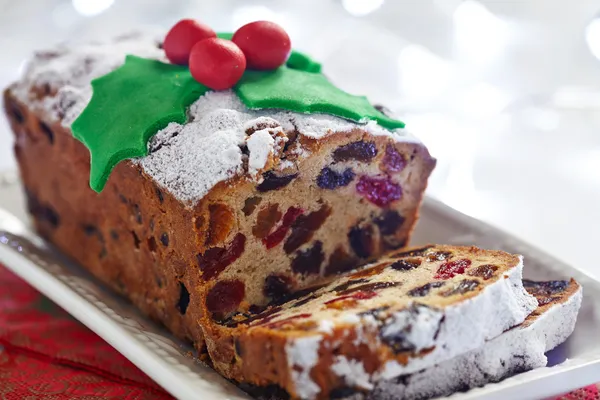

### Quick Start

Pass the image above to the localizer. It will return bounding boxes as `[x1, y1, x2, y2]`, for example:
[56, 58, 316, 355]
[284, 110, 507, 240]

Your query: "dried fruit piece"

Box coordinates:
[389, 258, 421, 271]
[426, 251, 453, 262]
[435, 259, 472, 280]
[264, 207, 303, 249]
[264, 274, 293, 299]
[284, 204, 332, 254]
[380, 303, 441, 353]
[348, 224, 375, 258]
[147, 237, 158, 252]
[332, 278, 370, 293]
[252, 203, 282, 239]
[242, 196, 262, 216]
[468, 264, 499, 280]
[523, 280, 569, 297]
[356, 175, 402, 207]
[349, 263, 387, 278]
[176, 282, 190, 315]
[206, 280, 246, 318]
[206, 203, 235, 246]
[380, 144, 406, 173]
[291, 241, 324, 275]
[374, 210, 405, 236]
[441, 279, 480, 297]
[337, 281, 401, 296]
[408, 281, 445, 297]
[316, 167, 355, 190]
[257, 171, 298, 192]
[392, 246, 433, 258]
[325, 247, 359, 276]
[333, 141, 377, 162]
[325, 291, 377, 308]
[160, 233, 169, 247]
[197, 233, 246, 280]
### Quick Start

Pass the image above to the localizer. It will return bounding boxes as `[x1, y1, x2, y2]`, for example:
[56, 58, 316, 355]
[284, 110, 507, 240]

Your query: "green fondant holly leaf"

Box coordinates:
[217, 32, 321, 73]
[72, 55, 209, 192]
[235, 67, 405, 130]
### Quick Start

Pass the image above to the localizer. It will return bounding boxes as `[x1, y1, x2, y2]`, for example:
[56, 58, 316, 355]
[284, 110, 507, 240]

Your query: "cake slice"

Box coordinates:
[200, 245, 539, 399]
[4, 32, 435, 352]
[364, 279, 582, 400]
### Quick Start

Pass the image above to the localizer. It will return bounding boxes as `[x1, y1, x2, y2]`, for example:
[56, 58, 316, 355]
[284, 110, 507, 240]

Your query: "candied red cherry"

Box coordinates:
[264, 207, 303, 249]
[435, 259, 471, 280]
[197, 233, 246, 279]
[232, 21, 291, 70]
[164, 19, 216, 65]
[206, 280, 246, 318]
[189, 38, 246, 90]
[356, 175, 402, 207]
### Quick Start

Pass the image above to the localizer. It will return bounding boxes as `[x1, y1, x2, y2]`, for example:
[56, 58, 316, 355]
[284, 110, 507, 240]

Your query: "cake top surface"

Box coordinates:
[12, 30, 420, 204]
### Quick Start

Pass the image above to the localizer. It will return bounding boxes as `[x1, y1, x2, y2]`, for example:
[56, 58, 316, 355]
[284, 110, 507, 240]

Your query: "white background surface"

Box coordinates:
[1, 0, 600, 279]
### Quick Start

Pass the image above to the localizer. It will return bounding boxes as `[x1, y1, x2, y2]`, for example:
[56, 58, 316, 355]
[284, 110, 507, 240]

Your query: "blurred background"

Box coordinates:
[1, 0, 600, 277]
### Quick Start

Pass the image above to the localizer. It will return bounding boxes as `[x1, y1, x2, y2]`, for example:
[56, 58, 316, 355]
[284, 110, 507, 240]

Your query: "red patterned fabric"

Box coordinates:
[0, 264, 597, 399]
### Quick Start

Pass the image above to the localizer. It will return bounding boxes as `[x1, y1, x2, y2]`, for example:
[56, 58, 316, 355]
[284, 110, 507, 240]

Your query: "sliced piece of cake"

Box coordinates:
[200, 245, 539, 399]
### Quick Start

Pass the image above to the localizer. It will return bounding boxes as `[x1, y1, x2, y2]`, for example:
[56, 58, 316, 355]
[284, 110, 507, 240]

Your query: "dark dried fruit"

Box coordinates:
[147, 237, 157, 252]
[380, 144, 406, 173]
[338, 281, 401, 296]
[253, 203, 282, 239]
[257, 171, 298, 192]
[325, 247, 359, 276]
[160, 232, 169, 247]
[245, 118, 280, 135]
[156, 187, 164, 204]
[390, 258, 421, 271]
[284, 205, 331, 254]
[177, 282, 190, 315]
[333, 141, 377, 162]
[131, 231, 141, 249]
[234, 339, 244, 357]
[206, 280, 245, 318]
[316, 167, 355, 189]
[348, 224, 375, 258]
[468, 264, 499, 280]
[435, 259, 472, 280]
[374, 210, 405, 236]
[206, 203, 235, 246]
[272, 283, 328, 307]
[426, 251, 453, 262]
[523, 280, 569, 297]
[197, 233, 246, 280]
[39, 121, 54, 144]
[408, 281, 445, 297]
[392, 246, 433, 258]
[242, 196, 262, 216]
[332, 278, 370, 293]
[132, 204, 142, 224]
[356, 175, 402, 207]
[291, 241, 324, 275]
[264, 207, 303, 249]
[380, 303, 441, 353]
[264, 274, 293, 299]
[349, 263, 388, 278]
[442, 279, 480, 297]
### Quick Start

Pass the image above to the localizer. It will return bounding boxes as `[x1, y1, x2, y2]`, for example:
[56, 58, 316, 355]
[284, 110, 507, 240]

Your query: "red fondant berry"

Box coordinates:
[232, 21, 291, 70]
[356, 175, 402, 207]
[163, 19, 216, 65]
[189, 38, 246, 90]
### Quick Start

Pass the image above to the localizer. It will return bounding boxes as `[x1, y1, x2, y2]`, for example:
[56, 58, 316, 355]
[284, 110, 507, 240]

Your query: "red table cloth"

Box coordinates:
[0, 264, 595, 399]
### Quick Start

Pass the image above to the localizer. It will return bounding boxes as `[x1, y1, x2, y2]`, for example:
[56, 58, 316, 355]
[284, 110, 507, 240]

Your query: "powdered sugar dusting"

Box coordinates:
[331, 356, 374, 390]
[286, 336, 322, 399]
[12, 31, 421, 204]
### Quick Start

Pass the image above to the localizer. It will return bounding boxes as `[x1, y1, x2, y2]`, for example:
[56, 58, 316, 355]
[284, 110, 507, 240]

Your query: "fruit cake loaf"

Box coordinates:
[365, 279, 581, 400]
[3, 31, 435, 352]
[200, 245, 539, 399]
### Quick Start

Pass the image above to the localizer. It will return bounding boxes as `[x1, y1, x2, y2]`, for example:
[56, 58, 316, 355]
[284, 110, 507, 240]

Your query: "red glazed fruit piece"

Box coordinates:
[284, 204, 332, 254]
[434, 258, 472, 280]
[252, 203, 282, 239]
[291, 241, 324, 276]
[264, 207, 303, 249]
[206, 203, 235, 246]
[189, 38, 246, 90]
[333, 141, 378, 163]
[164, 19, 216, 65]
[232, 21, 291, 70]
[380, 144, 407, 173]
[197, 233, 246, 280]
[356, 175, 402, 207]
[206, 280, 246, 318]
[389, 258, 422, 271]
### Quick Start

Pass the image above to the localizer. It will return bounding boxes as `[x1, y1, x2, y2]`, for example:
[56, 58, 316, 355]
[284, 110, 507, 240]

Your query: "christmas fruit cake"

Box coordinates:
[200, 245, 539, 399]
[3, 21, 435, 352]
[365, 279, 582, 400]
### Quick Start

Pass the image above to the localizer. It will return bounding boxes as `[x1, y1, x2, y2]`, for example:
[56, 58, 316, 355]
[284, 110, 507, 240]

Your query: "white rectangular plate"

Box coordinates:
[1, 169, 599, 400]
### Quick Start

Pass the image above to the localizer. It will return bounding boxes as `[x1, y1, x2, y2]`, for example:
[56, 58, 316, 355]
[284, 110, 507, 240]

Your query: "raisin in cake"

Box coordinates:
[200, 245, 538, 399]
[364, 279, 581, 400]
[3, 32, 435, 352]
